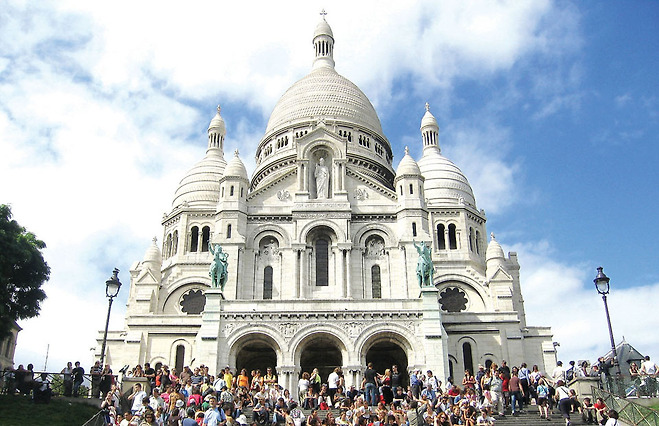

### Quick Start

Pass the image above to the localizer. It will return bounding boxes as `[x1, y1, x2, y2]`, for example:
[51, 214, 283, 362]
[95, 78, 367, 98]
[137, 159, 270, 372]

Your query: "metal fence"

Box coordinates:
[593, 387, 659, 426]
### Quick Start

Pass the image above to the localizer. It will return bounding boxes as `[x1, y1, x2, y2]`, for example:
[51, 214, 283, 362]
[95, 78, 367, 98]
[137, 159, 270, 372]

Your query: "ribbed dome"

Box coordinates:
[314, 17, 333, 39]
[421, 106, 439, 130]
[208, 106, 226, 136]
[486, 233, 505, 262]
[418, 149, 476, 207]
[172, 150, 226, 208]
[396, 147, 421, 176]
[143, 237, 162, 263]
[224, 150, 248, 180]
[264, 66, 384, 138]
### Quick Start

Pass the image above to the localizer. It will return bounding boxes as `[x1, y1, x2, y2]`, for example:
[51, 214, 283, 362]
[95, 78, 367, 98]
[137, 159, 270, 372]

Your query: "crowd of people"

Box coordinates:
[3, 354, 657, 426]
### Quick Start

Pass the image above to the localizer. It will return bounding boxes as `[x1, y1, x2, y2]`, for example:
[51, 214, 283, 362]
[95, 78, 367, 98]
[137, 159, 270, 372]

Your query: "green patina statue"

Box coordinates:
[209, 244, 229, 291]
[413, 240, 433, 287]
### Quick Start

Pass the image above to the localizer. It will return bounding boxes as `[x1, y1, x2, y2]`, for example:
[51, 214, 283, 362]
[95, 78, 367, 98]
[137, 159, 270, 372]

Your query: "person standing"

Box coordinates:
[328, 367, 341, 401]
[391, 365, 401, 395]
[90, 360, 103, 398]
[641, 356, 658, 397]
[362, 362, 378, 406]
[61, 361, 74, 397]
[72, 361, 85, 397]
[508, 369, 524, 416]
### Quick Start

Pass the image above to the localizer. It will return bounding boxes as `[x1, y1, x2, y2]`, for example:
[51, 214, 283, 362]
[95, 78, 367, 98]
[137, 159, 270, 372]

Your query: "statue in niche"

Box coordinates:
[209, 244, 229, 291]
[366, 238, 385, 257]
[261, 239, 279, 257]
[314, 157, 329, 199]
[413, 240, 433, 287]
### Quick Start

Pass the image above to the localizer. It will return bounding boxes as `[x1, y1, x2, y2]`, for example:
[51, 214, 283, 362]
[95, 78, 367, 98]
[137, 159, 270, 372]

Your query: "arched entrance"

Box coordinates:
[298, 334, 343, 382]
[232, 334, 279, 377]
[363, 334, 409, 387]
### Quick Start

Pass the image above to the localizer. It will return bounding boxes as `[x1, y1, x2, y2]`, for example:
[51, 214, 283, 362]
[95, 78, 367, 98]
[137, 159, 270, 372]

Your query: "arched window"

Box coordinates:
[437, 224, 446, 250]
[227, 224, 232, 239]
[412, 222, 417, 237]
[448, 224, 457, 250]
[190, 226, 199, 252]
[399, 186, 403, 195]
[240, 187, 244, 198]
[173, 231, 178, 255]
[315, 238, 329, 286]
[371, 265, 381, 299]
[230, 185, 234, 196]
[175, 345, 185, 373]
[166, 234, 172, 258]
[201, 226, 210, 252]
[448, 359, 454, 382]
[469, 227, 474, 252]
[263, 266, 273, 299]
[463, 342, 474, 374]
[475, 231, 481, 255]
[409, 183, 414, 194]
[221, 187, 225, 197]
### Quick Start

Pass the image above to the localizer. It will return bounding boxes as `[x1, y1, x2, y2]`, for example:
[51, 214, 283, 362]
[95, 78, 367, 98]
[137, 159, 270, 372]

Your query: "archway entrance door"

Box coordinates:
[299, 335, 343, 383]
[365, 340, 409, 388]
[235, 341, 277, 378]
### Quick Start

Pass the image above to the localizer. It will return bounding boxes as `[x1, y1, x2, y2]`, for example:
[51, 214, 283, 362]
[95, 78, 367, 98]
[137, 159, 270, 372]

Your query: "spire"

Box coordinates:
[312, 10, 335, 70]
[420, 102, 440, 154]
[208, 105, 226, 155]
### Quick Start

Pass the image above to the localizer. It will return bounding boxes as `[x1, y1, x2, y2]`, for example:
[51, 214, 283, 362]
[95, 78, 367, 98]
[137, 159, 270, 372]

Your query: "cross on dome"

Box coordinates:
[490, 233, 496, 240]
[217, 105, 221, 114]
[425, 102, 430, 112]
[234, 149, 240, 157]
[320, 9, 327, 19]
[405, 146, 409, 155]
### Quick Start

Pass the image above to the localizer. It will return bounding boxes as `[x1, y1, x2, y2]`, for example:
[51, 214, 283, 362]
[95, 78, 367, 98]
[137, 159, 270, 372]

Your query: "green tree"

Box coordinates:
[0, 204, 49, 339]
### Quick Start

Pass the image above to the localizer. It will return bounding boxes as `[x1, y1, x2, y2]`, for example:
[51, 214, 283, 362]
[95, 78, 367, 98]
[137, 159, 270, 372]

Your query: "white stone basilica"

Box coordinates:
[101, 15, 556, 390]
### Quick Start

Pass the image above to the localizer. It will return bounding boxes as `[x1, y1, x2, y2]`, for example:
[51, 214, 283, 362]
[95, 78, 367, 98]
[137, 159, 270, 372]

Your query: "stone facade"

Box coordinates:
[0, 321, 21, 372]
[100, 15, 556, 388]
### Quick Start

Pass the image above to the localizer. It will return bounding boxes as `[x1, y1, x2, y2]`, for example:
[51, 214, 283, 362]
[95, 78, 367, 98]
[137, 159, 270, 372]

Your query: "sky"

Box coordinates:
[2, 0, 658, 373]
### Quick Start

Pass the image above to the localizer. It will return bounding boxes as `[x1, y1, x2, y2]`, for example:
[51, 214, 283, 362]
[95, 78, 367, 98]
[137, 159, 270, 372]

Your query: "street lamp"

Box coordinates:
[100, 268, 122, 366]
[593, 267, 622, 378]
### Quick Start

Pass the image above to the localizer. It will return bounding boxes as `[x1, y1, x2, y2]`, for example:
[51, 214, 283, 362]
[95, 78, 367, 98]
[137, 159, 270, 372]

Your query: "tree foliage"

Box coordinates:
[0, 204, 49, 339]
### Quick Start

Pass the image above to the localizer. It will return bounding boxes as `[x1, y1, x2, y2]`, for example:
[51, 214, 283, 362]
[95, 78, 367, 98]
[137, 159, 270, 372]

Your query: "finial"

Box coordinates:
[404, 146, 409, 155]
[425, 102, 430, 112]
[490, 232, 495, 241]
[320, 9, 327, 19]
[152, 236, 158, 244]
[234, 149, 239, 157]
[216, 105, 221, 114]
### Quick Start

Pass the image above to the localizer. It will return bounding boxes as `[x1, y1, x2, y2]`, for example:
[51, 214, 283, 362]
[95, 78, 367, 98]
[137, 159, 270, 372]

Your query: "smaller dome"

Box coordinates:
[314, 13, 333, 39]
[396, 146, 421, 176]
[208, 105, 226, 136]
[224, 149, 248, 181]
[421, 103, 439, 130]
[486, 233, 505, 262]
[143, 237, 162, 264]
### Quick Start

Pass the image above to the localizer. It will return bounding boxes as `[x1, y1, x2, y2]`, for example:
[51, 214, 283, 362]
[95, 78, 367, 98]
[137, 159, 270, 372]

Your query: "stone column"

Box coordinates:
[419, 287, 449, 381]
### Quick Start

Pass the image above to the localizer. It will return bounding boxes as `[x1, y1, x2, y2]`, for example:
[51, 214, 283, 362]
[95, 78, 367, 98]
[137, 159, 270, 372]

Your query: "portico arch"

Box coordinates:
[229, 332, 282, 377]
[359, 331, 412, 387]
[294, 331, 347, 382]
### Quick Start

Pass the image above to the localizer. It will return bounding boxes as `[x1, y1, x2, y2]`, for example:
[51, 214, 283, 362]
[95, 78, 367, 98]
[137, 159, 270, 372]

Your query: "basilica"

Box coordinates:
[101, 15, 556, 391]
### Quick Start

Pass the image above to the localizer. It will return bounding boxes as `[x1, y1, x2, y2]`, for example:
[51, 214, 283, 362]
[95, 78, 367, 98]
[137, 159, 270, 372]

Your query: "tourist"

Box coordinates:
[129, 383, 149, 415]
[91, 360, 103, 398]
[604, 409, 620, 426]
[536, 377, 550, 420]
[508, 368, 524, 415]
[581, 397, 596, 424]
[476, 408, 495, 425]
[362, 362, 379, 406]
[139, 409, 158, 426]
[61, 361, 74, 397]
[554, 379, 572, 426]
[640, 355, 658, 397]
[204, 396, 226, 426]
[72, 361, 85, 397]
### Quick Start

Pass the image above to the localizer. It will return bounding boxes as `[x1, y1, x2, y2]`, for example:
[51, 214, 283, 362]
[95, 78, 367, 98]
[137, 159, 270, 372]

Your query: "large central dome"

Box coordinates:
[264, 67, 384, 137]
[263, 15, 384, 139]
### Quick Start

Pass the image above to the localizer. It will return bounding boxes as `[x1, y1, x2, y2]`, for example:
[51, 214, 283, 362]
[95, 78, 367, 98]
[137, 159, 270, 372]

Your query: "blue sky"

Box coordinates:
[1, 1, 658, 373]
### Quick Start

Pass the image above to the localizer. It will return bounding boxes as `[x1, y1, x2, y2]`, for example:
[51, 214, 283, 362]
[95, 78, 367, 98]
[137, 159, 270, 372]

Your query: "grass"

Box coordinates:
[0, 394, 100, 426]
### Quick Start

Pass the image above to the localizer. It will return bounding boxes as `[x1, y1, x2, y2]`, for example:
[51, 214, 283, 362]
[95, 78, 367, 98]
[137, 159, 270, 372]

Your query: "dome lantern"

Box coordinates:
[208, 105, 226, 154]
[312, 10, 335, 70]
[421, 102, 440, 154]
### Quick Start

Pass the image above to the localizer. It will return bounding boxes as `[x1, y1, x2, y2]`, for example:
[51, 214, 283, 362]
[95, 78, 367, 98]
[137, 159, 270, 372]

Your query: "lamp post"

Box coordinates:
[593, 266, 623, 380]
[99, 268, 122, 366]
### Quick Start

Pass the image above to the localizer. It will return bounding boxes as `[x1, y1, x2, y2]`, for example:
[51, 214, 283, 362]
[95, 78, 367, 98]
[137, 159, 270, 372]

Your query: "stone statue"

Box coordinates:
[209, 244, 229, 291]
[413, 240, 433, 287]
[314, 157, 329, 199]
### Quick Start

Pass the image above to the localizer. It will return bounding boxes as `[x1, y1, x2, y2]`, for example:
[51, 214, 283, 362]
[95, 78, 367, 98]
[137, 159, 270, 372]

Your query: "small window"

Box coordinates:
[240, 187, 244, 198]
[412, 222, 417, 237]
[463, 342, 474, 374]
[263, 266, 273, 300]
[409, 184, 414, 195]
[201, 226, 210, 252]
[437, 224, 446, 250]
[230, 185, 234, 196]
[371, 265, 381, 299]
[448, 224, 457, 250]
[190, 226, 199, 252]
[221, 187, 225, 197]
[315, 239, 329, 286]
[399, 186, 403, 195]
[227, 224, 232, 239]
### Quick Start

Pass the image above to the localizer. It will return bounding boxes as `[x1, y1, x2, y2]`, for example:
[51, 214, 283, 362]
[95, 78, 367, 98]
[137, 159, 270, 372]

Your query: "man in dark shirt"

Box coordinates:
[144, 362, 156, 391]
[508, 369, 524, 415]
[72, 361, 85, 397]
[90, 361, 102, 398]
[391, 364, 402, 395]
[362, 362, 378, 406]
